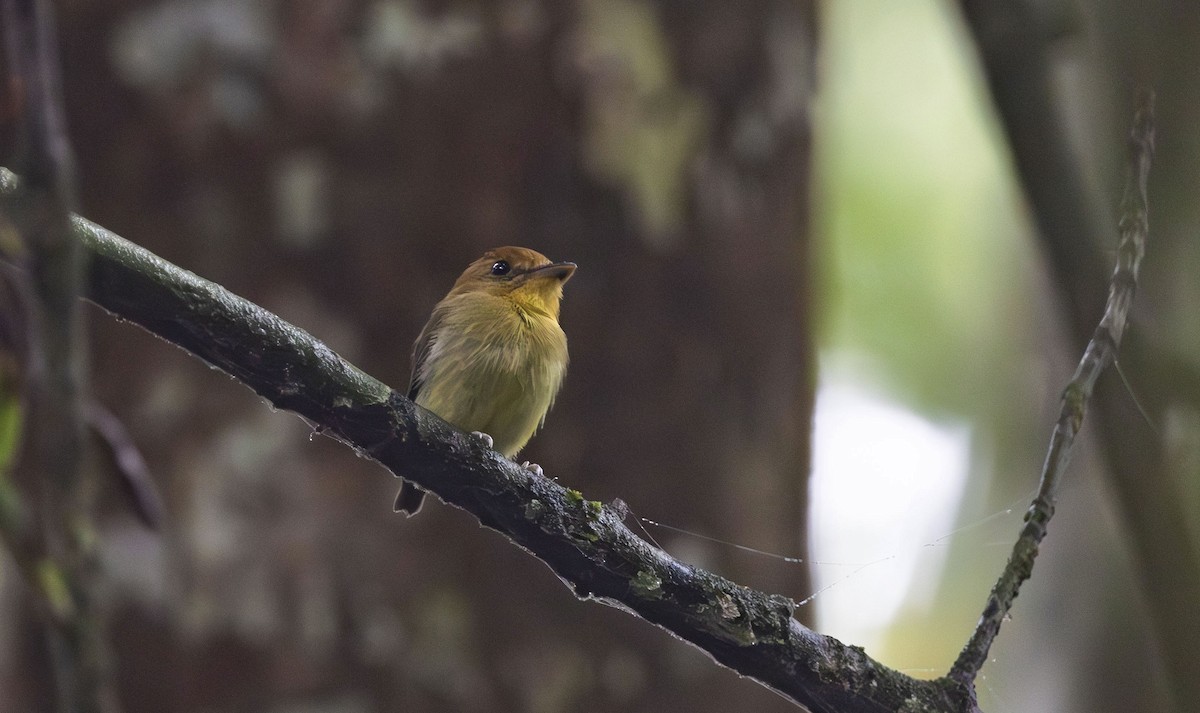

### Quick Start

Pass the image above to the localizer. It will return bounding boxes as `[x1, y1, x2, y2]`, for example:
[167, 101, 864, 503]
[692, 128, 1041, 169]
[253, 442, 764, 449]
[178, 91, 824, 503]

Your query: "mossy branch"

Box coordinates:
[0, 166, 973, 712]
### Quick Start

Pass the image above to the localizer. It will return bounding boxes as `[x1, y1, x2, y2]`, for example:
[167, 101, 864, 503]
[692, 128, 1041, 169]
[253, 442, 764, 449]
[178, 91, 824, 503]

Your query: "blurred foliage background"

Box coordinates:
[0, 1, 1198, 712]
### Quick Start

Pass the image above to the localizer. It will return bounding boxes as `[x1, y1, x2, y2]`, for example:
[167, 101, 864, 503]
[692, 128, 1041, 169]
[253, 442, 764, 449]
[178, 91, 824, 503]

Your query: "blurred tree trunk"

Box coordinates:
[1, 1, 817, 712]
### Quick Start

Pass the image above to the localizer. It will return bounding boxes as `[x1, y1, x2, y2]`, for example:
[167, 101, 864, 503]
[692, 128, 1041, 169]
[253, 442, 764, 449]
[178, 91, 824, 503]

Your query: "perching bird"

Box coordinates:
[394, 246, 575, 515]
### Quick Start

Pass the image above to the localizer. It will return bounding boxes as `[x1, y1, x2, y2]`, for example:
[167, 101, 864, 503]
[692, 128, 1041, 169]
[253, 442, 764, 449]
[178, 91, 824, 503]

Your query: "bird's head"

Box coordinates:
[449, 247, 576, 318]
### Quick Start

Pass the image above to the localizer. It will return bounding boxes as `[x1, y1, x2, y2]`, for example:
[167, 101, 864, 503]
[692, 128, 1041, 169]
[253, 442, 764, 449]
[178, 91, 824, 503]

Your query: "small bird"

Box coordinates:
[395, 246, 575, 515]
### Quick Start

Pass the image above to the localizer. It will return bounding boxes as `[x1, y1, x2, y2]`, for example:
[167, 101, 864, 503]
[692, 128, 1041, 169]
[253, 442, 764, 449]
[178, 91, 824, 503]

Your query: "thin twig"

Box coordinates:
[950, 89, 1155, 685]
[85, 401, 163, 529]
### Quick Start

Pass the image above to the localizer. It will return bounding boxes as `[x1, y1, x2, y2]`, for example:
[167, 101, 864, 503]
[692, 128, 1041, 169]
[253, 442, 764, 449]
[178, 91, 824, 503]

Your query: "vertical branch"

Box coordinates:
[949, 90, 1155, 686]
[1, 1, 109, 711]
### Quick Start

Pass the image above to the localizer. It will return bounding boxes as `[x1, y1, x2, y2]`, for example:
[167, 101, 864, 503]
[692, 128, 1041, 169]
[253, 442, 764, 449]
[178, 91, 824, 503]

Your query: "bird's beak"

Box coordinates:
[523, 261, 576, 283]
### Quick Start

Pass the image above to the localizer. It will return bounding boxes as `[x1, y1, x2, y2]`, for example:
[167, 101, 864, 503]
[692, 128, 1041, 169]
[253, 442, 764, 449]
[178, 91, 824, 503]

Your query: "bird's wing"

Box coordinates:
[397, 304, 446, 516]
[406, 305, 444, 401]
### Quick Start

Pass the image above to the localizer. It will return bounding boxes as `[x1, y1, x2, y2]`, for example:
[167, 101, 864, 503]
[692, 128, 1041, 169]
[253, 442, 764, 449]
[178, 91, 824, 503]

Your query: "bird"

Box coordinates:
[394, 246, 575, 515]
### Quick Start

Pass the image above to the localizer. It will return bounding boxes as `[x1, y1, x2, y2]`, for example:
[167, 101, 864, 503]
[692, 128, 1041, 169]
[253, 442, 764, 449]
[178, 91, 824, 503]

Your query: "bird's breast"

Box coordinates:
[415, 295, 567, 457]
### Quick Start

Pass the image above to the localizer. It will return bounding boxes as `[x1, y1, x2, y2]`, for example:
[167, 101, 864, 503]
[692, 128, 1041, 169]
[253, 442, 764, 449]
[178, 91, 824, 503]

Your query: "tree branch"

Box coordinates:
[0, 167, 972, 713]
[950, 90, 1155, 684]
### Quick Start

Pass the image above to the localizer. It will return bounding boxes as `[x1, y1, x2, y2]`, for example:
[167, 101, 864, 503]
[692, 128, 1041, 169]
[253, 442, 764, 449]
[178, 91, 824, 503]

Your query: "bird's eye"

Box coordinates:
[490, 260, 511, 276]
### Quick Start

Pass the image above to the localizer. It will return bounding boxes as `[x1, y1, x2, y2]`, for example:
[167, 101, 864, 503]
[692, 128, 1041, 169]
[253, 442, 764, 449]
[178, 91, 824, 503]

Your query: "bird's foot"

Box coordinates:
[521, 461, 544, 477]
[470, 431, 494, 450]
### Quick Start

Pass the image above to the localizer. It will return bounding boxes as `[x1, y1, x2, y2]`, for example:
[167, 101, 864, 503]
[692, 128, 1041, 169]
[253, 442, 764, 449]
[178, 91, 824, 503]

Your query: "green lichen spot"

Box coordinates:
[574, 529, 600, 543]
[524, 498, 546, 520]
[632, 570, 663, 600]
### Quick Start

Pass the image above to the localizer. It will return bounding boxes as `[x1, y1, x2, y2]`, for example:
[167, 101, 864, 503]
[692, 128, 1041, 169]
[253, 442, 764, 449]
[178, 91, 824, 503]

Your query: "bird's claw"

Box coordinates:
[521, 461, 544, 477]
[470, 431, 494, 449]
